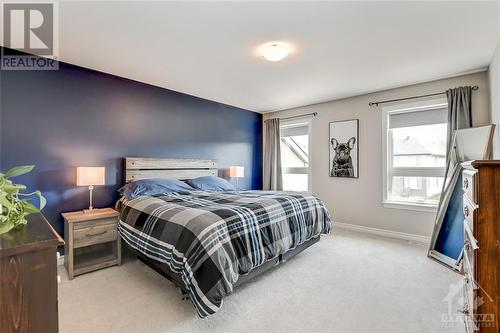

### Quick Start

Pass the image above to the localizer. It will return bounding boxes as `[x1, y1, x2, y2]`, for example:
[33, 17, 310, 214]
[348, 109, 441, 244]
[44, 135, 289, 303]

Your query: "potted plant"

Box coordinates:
[0, 165, 46, 235]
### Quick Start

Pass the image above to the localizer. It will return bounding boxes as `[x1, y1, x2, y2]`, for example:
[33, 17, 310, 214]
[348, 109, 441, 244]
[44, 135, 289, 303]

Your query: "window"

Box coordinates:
[382, 98, 448, 211]
[280, 118, 312, 192]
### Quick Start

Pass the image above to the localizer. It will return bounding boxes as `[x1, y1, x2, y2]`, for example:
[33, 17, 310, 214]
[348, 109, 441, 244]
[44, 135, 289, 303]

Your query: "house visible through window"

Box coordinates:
[382, 98, 448, 209]
[280, 119, 311, 192]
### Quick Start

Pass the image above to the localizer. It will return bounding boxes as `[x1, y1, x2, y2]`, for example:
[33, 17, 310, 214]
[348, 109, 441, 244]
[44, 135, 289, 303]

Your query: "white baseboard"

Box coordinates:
[333, 221, 431, 245]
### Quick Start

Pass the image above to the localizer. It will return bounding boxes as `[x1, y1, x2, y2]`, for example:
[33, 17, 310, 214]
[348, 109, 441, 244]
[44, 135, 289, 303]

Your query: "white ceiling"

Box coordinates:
[29, 2, 500, 112]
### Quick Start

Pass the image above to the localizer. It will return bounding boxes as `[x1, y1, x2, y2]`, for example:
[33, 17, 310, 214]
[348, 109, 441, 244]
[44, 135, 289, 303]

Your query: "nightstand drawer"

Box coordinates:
[74, 223, 118, 248]
[74, 217, 117, 230]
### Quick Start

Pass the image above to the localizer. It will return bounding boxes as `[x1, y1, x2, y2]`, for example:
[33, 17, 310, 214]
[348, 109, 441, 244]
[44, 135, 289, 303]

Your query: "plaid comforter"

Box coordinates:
[116, 190, 332, 317]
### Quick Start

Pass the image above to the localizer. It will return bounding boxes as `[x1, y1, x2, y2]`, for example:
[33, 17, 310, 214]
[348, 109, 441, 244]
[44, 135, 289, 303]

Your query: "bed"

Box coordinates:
[116, 157, 332, 317]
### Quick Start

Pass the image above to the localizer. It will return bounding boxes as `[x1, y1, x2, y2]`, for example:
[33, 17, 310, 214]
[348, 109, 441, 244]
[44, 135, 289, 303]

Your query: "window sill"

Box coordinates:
[382, 201, 438, 213]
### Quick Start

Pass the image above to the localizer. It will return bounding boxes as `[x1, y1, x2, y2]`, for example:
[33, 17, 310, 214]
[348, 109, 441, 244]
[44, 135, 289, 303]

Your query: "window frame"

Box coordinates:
[381, 97, 448, 212]
[280, 117, 313, 193]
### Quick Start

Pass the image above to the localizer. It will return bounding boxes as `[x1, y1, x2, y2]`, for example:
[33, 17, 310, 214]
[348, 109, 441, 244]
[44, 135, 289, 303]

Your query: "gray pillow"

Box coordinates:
[186, 176, 235, 192]
[118, 178, 194, 199]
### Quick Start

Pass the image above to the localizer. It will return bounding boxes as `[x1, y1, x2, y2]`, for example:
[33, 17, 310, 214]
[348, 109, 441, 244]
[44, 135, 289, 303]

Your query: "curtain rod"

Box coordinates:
[279, 112, 318, 120]
[368, 85, 479, 107]
[264, 112, 318, 122]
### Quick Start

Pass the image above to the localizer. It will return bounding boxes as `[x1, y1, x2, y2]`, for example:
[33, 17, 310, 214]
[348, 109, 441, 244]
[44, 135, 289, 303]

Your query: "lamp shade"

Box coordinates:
[229, 166, 244, 178]
[76, 167, 105, 186]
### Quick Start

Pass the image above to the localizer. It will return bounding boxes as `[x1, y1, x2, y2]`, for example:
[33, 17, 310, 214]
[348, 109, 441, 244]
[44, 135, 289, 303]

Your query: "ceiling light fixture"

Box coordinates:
[260, 42, 289, 62]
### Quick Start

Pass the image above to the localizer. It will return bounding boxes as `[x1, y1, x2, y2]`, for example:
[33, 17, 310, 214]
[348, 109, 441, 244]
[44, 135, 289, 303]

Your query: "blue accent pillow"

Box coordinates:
[186, 176, 235, 192]
[118, 178, 194, 200]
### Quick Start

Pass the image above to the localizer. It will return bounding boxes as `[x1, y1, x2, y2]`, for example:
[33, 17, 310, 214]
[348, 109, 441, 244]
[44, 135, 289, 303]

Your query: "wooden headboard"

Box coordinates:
[124, 157, 217, 183]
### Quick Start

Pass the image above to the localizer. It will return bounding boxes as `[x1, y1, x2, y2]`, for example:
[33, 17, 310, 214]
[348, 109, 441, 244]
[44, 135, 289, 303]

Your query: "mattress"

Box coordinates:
[116, 190, 332, 317]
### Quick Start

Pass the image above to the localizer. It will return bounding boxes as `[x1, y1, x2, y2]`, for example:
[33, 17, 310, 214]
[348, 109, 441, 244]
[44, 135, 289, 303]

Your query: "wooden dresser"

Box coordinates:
[461, 160, 500, 332]
[0, 213, 64, 333]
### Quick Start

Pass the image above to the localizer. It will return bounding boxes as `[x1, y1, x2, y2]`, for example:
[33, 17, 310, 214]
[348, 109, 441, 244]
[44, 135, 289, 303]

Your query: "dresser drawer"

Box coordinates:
[463, 194, 477, 231]
[464, 221, 478, 251]
[464, 311, 478, 333]
[463, 248, 475, 285]
[462, 249, 478, 333]
[463, 268, 478, 309]
[462, 169, 477, 203]
[74, 223, 118, 248]
[464, 276, 476, 307]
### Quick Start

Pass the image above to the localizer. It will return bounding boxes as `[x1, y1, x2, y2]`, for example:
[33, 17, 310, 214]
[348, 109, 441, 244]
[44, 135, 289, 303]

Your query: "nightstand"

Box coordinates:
[62, 208, 121, 279]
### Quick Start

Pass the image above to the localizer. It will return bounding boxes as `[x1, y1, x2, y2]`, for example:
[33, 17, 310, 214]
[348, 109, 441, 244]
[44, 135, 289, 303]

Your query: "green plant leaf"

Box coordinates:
[0, 195, 15, 211]
[18, 191, 46, 210]
[4, 165, 35, 178]
[3, 183, 26, 193]
[0, 220, 15, 234]
[0, 165, 46, 232]
[35, 191, 46, 210]
[22, 202, 40, 214]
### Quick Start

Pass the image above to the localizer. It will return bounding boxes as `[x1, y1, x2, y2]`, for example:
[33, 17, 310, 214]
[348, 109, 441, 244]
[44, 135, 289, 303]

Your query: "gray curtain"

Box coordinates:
[263, 118, 283, 190]
[442, 86, 474, 202]
[446, 86, 473, 156]
[440, 86, 474, 204]
[429, 86, 474, 266]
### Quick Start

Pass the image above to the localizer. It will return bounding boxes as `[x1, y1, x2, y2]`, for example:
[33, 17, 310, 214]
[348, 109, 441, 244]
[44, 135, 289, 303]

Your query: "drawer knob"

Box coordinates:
[464, 178, 469, 189]
[464, 206, 469, 217]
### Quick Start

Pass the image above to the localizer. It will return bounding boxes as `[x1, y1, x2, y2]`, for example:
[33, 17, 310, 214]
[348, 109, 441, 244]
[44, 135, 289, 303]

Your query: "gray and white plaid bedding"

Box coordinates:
[116, 190, 332, 317]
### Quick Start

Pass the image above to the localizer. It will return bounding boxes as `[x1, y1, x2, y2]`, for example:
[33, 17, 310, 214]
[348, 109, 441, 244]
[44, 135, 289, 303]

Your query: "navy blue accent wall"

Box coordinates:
[0, 49, 263, 235]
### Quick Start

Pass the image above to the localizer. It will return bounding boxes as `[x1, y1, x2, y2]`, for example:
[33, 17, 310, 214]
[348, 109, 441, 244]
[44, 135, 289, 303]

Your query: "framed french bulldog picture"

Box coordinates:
[329, 119, 359, 178]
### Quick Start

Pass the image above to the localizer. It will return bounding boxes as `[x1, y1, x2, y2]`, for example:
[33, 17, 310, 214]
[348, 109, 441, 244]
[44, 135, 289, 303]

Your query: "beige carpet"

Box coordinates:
[58, 230, 465, 333]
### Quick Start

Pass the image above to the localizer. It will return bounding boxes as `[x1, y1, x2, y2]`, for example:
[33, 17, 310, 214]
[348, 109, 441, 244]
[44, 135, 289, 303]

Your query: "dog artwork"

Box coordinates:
[330, 137, 356, 177]
[329, 119, 359, 178]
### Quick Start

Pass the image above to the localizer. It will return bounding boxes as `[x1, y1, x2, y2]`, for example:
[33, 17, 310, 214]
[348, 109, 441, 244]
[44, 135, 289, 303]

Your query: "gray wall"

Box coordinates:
[264, 72, 490, 237]
[488, 40, 500, 158]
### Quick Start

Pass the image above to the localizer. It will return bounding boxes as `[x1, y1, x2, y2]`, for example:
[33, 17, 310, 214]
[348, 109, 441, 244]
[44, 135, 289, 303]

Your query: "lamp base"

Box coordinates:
[234, 177, 240, 191]
[83, 208, 101, 214]
[83, 185, 97, 214]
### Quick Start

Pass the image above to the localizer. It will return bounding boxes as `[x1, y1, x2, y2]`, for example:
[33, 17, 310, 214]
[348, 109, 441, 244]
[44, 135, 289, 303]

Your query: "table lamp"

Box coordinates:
[229, 166, 244, 191]
[77, 167, 105, 213]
